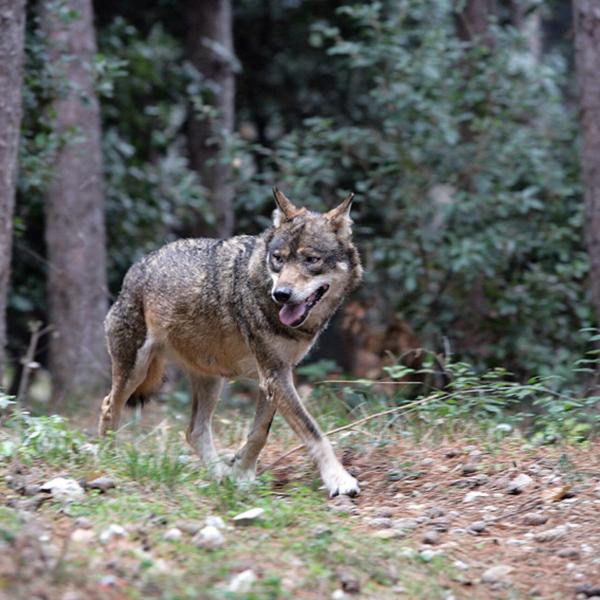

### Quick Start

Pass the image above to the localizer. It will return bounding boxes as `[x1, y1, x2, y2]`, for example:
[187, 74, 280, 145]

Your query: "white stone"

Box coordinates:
[463, 491, 489, 503]
[228, 569, 257, 593]
[40, 477, 84, 503]
[232, 507, 265, 526]
[205, 515, 226, 530]
[193, 525, 225, 549]
[71, 528, 95, 544]
[164, 528, 183, 541]
[482, 564, 513, 583]
[99, 524, 127, 544]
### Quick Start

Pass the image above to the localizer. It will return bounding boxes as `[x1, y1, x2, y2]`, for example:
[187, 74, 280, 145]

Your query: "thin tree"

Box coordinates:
[0, 0, 27, 385]
[41, 0, 108, 404]
[574, 1, 600, 328]
[185, 0, 236, 238]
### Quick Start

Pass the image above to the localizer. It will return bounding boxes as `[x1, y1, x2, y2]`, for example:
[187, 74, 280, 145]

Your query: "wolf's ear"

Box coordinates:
[325, 193, 354, 237]
[272, 187, 302, 225]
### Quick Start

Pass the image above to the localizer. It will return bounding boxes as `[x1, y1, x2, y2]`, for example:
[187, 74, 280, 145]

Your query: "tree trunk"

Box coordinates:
[574, 1, 600, 328]
[41, 0, 108, 404]
[185, 0, 235, 238]
[0, 0, 26, 385]
[454, 0, 497, 44]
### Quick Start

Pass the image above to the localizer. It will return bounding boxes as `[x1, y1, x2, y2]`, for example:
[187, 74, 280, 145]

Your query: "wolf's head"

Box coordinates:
[265, 187, 362, 330]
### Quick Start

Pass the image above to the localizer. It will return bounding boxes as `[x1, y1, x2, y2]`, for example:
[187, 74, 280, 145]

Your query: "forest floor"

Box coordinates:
[1, 395, 600, 600]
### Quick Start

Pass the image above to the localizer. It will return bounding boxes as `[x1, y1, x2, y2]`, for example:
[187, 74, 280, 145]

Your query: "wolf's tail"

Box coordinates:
[126, 355, 166, 407]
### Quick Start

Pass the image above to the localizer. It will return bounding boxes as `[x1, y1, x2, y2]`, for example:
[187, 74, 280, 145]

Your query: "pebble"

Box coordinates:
[228, 569, 257, 593]
[445, 449, 459, 458]
[193, 525, 225, 549]
[425, 506, 445, 519]
[174, 520, 202, 535]
[419, 549, 439, 562]
[339, 572, 360, 594]
[462, 463, 478, 475]
[392, 518, 419, 531]
[557, 547, 581, 559]
[463, 491, 488, 503]
[421, 530, 440, 545]
[523, 513, 548, 526]
[507, 473, 534, 494]
[366, 517, 393, 529]
[71, 528, 95, 544]
[467, 521, 487, 534]
[371, 529, 404, 539]
[40, 477, 85, 503]
[328, 496, 357, 515]
[86, 476, 116, 492]
[99, 524, 127, 544]
[373, 507, 394, 519]
[331, 590, 348, 600]
[74, 517, 93, 529]
[164, 528, 183, 542]
[232, 507, 265, 526]
[205, 515, 226, 530]
[421, 458, 435, 467]
[534, 525, 569, 543]
[481, 564, 514, 584]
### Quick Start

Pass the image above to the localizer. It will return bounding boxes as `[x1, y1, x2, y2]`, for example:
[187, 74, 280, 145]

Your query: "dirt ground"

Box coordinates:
[1, 400, 600, 599]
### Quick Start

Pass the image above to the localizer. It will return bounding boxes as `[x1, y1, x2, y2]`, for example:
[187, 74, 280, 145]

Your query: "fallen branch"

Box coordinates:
[16, 321, 53, 403]
[259, 395, 434, 474]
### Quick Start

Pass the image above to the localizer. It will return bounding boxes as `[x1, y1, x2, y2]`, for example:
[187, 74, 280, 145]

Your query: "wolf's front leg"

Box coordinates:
[259, 366, 359, 497]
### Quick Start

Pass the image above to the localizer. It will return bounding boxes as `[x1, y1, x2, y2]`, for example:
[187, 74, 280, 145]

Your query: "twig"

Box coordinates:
[259, 395, 435, 474]
[16, 321, 53, 403]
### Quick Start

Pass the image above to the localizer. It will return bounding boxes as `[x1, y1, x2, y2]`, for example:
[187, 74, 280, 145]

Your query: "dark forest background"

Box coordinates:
[2, 0, 600, 409]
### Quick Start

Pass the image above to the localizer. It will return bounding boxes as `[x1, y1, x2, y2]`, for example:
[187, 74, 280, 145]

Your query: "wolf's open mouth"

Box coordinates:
[278, 284, 330, 328]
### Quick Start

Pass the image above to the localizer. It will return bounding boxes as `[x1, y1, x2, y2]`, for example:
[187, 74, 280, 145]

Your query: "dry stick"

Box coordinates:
[16, 321, 53, 403]
[260, 395, 435, 474]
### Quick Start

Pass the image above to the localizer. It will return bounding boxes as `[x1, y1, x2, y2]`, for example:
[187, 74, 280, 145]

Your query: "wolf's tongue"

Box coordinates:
[279, 302, 307, 326]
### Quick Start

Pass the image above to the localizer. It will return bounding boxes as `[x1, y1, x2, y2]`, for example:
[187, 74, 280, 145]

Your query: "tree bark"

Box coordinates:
[454, 0, 497, 44]
[41, 0, 108, 404]
[0, 0, 26, 384]
[574, 1, 600, 328]
[185, 0, 235, 238]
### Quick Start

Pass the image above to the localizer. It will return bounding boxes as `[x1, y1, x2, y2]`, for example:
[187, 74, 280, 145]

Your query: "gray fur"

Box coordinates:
[99, 191, 362, 497]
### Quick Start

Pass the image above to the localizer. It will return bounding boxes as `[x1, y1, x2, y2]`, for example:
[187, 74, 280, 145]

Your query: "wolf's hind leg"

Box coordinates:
[185, 374, 229, 480]
[98, 337, 160, 436]
[231, 391, 276, 483]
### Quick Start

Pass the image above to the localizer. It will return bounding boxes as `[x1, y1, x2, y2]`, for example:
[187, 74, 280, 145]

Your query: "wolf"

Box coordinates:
[99, 188, 363, 496]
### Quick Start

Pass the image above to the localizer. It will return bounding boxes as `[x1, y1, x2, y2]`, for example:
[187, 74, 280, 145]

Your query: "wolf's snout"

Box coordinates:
[273, 287, 293, 303]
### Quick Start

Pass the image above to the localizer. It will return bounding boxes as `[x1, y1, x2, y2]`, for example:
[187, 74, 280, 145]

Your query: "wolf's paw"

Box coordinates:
[207, 459, 233, 482]
[230, 456, 258, 487]
[323, 467, 360, 498]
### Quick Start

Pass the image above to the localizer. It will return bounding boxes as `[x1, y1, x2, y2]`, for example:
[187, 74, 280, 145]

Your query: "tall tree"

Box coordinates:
[0, 0, 27, 385]
[454, 0, 497, 44]
[41, 0, 108, 404]
[574, 1, 600, 328]
[185, 0, 235, 238]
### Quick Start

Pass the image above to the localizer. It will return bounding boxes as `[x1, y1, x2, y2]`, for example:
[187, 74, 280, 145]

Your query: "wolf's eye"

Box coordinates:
[305, 256, 321, 265]
[271, 253, 284, 268]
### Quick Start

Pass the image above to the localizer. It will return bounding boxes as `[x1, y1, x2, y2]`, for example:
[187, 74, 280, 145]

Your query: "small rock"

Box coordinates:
[331, 590, 348, 600]
[534, 525, 569, 543]
[523, 513, 548, 526]
[164, 528, 183, 542]
[431, 519, 450, 532]
[339, 572, 360, 594]
[421, 530, 440, 545]
[174, 520, 201, 535]
[74, 517, 93, 529]
[99, 574, 118, 588]
[373, 507, 394, 519]
[86, 476, 116, 493]
[228, 569, 256, 593]
[425, 506, 445, 519]
[193, 525, 225, 549]
[205, 515, 226, 530]
[392, 518, 419, 531]
[462, 463, 478, 475]
[367, 517, 393, 529]
[99, 524, 127, 544]
[23, 484, 41, 497]
[557, 547, 581, 559]
[232, 507, 265, 526]
[463, 491, 489, 503]
[372, 529, 404, 539]
[328, 496, 357, 515]
[576, 584, 600, 598]
[445, 449, 459, 458]
[507, 473, 534, 495]
[453, 560, 470, 570]
[468, 521, 487, 534]
[71, 528, 95, 544]
[419, 549, 439, 562]
[40, 478, 85, 503]
[482, 564, 514, 584]
[421, 458, 435, 467]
